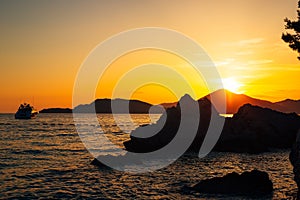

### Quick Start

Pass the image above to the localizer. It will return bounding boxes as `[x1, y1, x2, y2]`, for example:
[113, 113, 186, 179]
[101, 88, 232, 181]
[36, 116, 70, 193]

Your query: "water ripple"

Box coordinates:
[0, 113, 297, 199]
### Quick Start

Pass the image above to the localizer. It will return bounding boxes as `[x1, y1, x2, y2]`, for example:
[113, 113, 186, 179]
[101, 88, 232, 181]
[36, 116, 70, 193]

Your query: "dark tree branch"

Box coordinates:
[282, 1, 300, 60]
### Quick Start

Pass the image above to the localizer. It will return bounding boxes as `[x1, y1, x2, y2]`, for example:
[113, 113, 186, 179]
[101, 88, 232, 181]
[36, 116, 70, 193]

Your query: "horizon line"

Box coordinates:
[2, 89, 300, 114]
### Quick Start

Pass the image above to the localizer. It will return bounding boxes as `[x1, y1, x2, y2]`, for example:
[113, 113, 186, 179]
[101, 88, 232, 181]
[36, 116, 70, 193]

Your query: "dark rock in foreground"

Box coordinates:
[124, 94, 213, 153]
[216, 104, 300, 153]
[91, 158, 113, 170]
[290, 130, 300, 199]
[192, 170, 273, 196]
[124, 94, 300, 154]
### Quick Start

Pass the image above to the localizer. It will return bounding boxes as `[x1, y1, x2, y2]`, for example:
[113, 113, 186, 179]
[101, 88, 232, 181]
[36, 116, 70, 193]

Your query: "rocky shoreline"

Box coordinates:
[90, 94, 300, 198]
[124, 95, 300, 154]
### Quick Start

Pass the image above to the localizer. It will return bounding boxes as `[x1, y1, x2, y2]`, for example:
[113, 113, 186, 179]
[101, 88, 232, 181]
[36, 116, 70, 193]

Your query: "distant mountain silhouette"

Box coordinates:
[205, 89, 283, 114]
[39, 108, 72, 113]
[205, 89, 300, 114]
[160, 102, 178, 109]
[73, 98, 164, 113]
[154, 89, 296, 114]
[275, 99, 300, 113]
[40, 90, 300, 114]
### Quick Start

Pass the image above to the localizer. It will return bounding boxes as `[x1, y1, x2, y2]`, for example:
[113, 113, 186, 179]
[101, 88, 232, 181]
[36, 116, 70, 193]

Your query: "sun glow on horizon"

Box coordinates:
[222, 78, 244, 94]
[0, 1, 299, 113]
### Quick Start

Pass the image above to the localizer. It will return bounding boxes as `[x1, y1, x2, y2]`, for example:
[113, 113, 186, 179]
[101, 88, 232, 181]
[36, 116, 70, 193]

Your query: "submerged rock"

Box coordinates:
[192, 170, 273, 196]
[91, 154, 143, 168]
[290, 130, 300, 199]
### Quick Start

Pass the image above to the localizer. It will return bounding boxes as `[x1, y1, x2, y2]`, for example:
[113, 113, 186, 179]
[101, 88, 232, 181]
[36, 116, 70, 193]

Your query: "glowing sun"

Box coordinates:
[222, 78, 243, 93]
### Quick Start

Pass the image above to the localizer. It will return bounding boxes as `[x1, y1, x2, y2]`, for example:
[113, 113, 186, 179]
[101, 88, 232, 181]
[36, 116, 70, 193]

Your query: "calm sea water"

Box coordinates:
[0, 113, 297, 199]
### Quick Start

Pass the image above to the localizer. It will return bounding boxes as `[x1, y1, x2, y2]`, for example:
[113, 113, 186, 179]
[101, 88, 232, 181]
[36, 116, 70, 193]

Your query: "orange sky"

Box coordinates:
[0, 0, 299, 113]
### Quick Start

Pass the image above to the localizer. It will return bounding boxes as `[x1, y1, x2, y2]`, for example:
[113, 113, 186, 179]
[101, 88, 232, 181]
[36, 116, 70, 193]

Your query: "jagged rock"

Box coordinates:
[124, 94, 214, 153]
[124, 96, 300, 154]
[216, 104, 300, 153]
[192, 170, 273, 196]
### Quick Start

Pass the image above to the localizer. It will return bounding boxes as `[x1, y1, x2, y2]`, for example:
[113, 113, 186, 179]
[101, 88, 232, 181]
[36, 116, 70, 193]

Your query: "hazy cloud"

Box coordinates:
[235, 50, 253, 56]
[238, 38, 264, 45]
[214, 58, 235, 67]
[224, 38, 265, 47]
[246, 59, 273, 65]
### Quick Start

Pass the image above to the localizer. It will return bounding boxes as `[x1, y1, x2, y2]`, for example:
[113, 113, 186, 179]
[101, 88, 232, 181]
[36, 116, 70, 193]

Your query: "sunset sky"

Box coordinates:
[1, 0, 299, 113]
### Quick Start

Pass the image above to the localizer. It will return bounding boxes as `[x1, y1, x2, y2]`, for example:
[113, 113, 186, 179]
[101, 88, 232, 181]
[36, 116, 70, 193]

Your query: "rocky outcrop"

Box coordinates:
[290, 130, 300, 199]
[192, 170, 273, 196]
[124, 94, 214, 153]
[216, 104, 300, 153]
[124, 96, 300, 154]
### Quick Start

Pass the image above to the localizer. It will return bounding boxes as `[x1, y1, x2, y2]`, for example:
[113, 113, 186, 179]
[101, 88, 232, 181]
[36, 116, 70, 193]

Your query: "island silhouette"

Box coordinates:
[41, 89, 300, 114]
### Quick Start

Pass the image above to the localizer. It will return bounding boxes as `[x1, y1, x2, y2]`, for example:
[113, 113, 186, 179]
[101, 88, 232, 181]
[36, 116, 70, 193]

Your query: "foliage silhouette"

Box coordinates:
[282, 0, 300, 60]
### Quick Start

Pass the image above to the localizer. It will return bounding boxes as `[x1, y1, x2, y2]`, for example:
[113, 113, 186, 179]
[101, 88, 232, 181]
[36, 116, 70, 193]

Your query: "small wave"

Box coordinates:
[31, 157, 50, 161]
[56, 128, 73, 131]
[0, 162, 16, 168]
[49, 190, 77, 199]
[48, 149, 86, 153]
[112, 131, 123, 134]
[26, 128, 49, 132]
[0, 122, 12, 126]
[56, 133, 75, 137]
[30, 142, 58, 147]
[11, 149, 47, 155]
[43, 168, 77, 176]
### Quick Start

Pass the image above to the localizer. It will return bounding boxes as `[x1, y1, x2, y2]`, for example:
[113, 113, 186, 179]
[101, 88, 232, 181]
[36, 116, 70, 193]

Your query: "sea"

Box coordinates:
[0, 113, 297, 199]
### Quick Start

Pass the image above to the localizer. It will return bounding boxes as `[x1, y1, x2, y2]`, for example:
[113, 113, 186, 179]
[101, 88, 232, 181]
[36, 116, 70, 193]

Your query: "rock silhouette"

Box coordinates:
[216, 104, 300, 153]
[124, 95, 300, 154]
[192, 170, 273, 196]
[124, 95, 214, 153]
[290, 130, 300, 199]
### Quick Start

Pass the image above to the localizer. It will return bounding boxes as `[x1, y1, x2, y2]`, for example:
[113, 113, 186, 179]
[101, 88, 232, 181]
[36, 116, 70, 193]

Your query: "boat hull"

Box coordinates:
[15, 110, 38, 119]
[15, 103, 38, 119]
